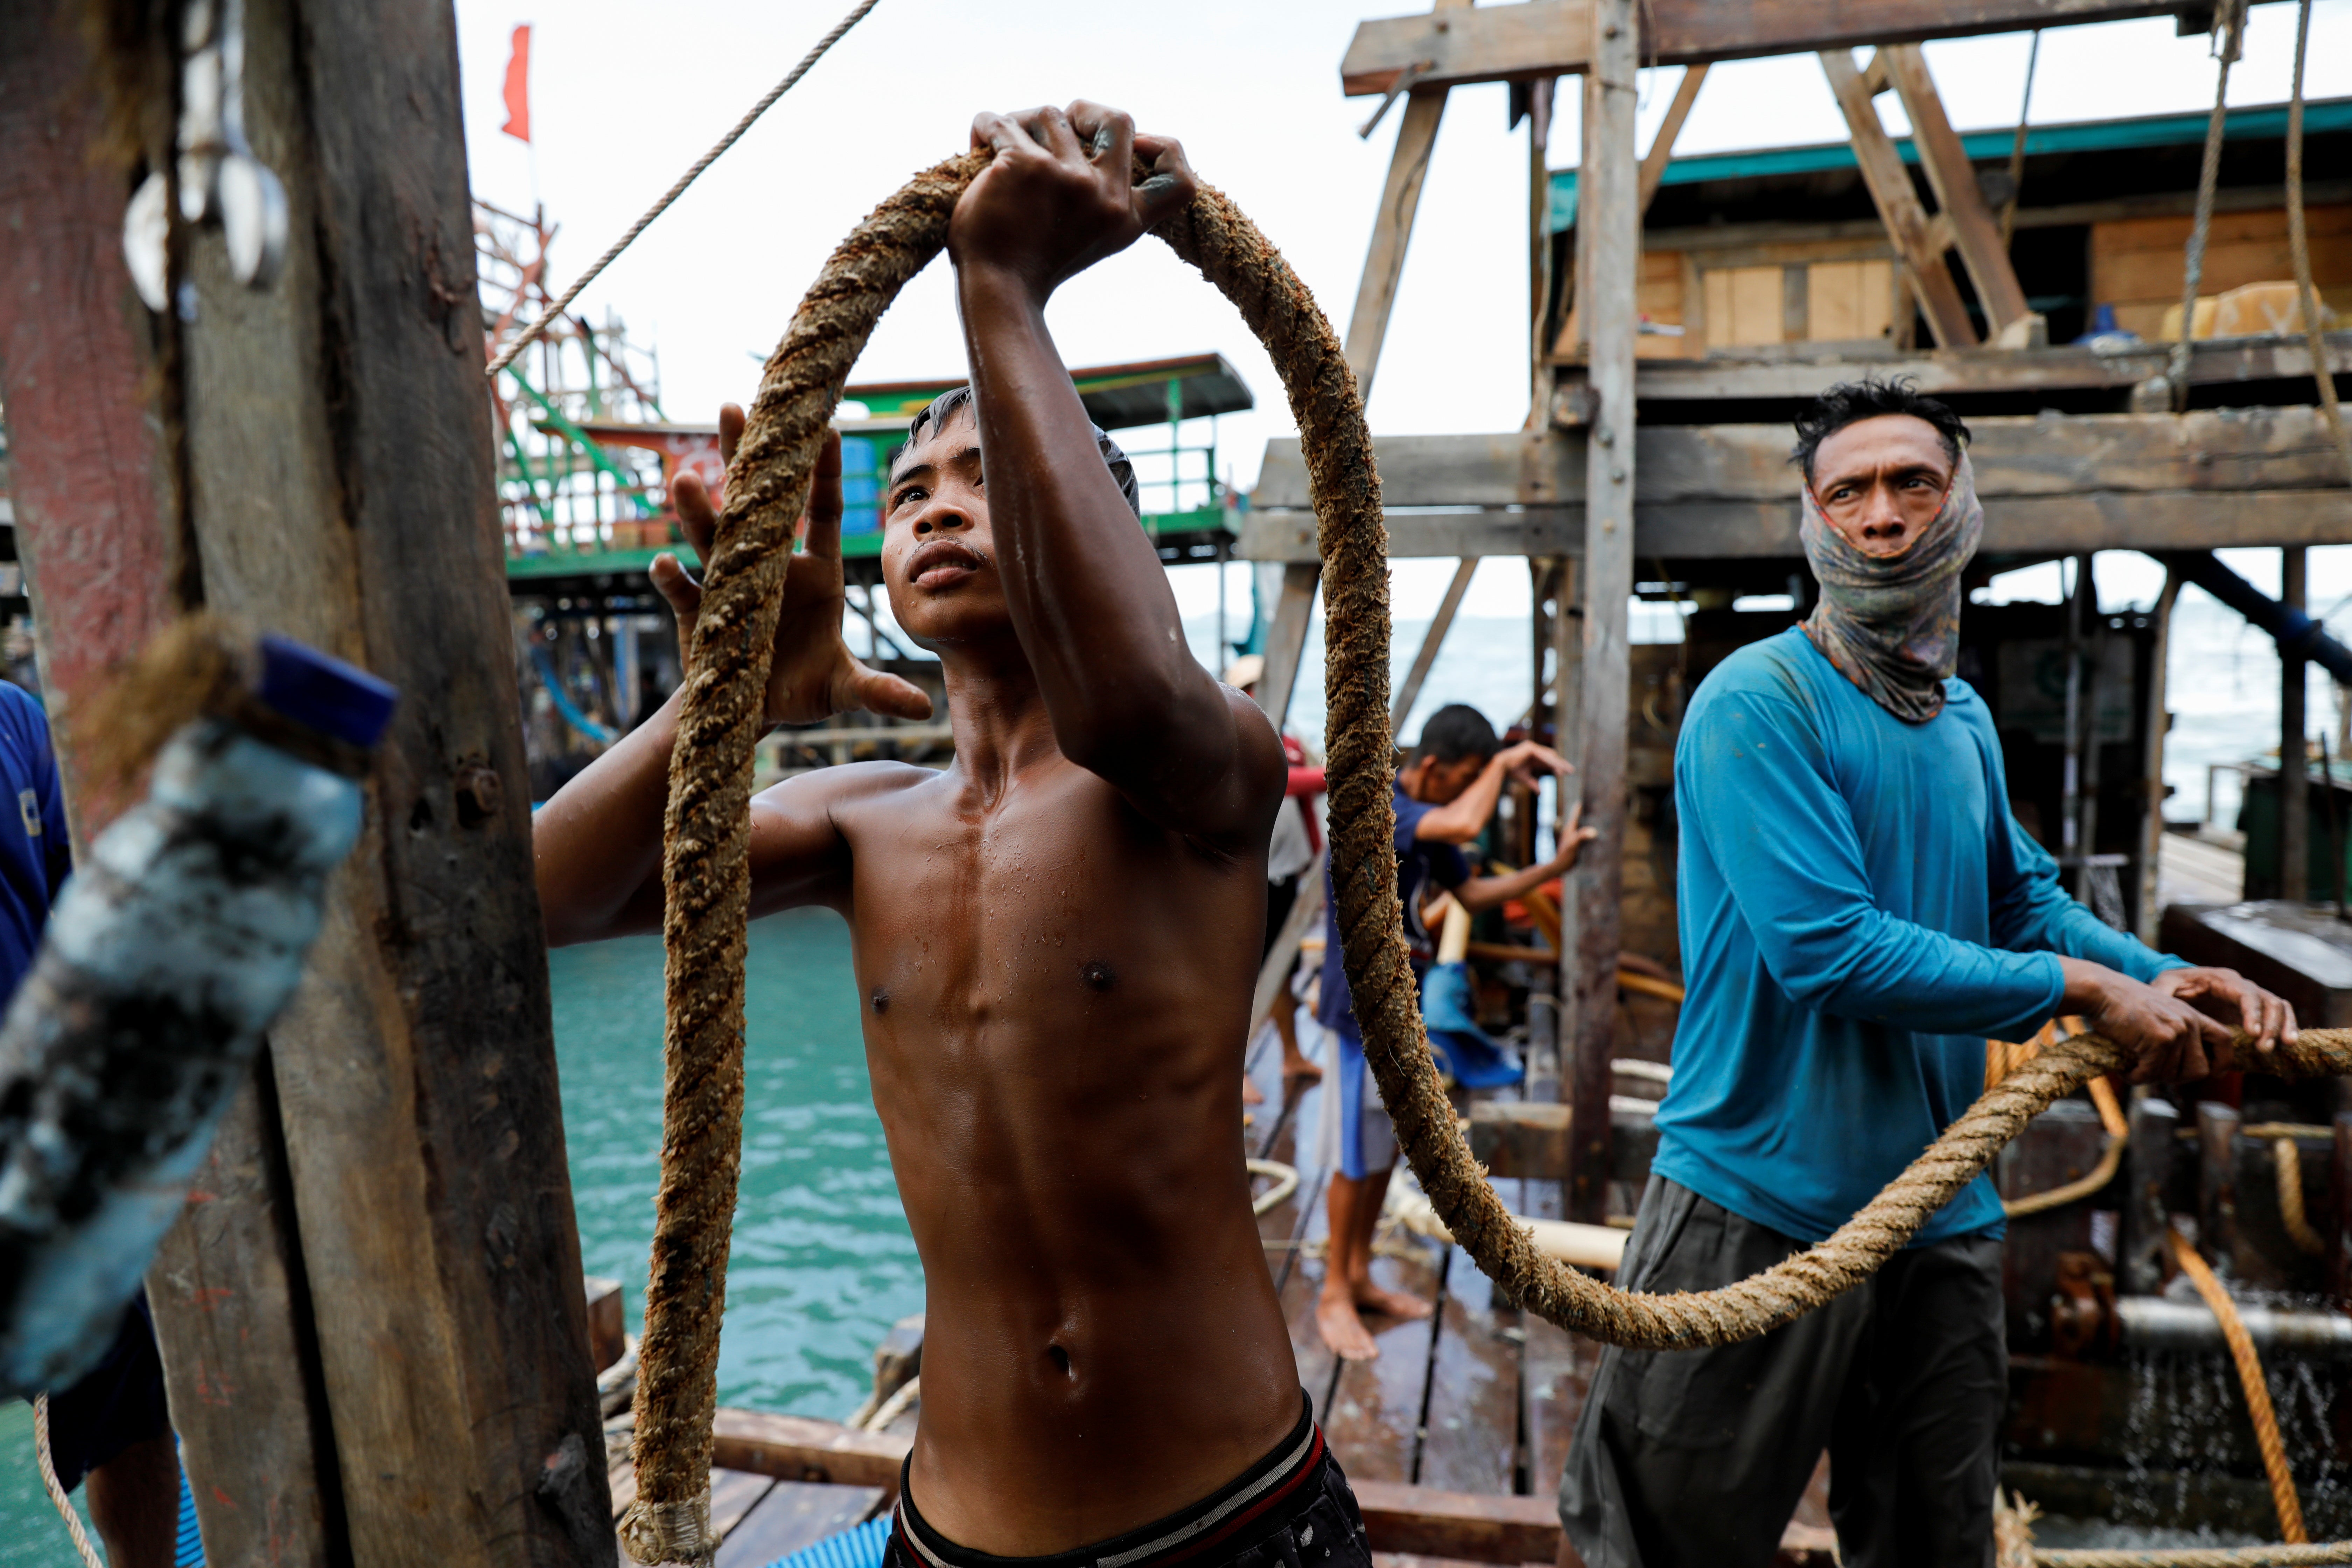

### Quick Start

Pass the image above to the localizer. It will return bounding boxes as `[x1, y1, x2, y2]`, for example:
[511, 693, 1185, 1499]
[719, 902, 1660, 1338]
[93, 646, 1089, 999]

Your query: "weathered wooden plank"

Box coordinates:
[1353, 1481, 1559, 1562]
[166, 0, 611, 1560]
[708, 1410, 912, 1494]
[1636, 65, 1708, 218]
[1519, 1313, 1589, 1507]
[1322, 1245, 1445, 1482]
[711, 1482, 886, 1568]
[1566, 0, 1638, 1222]
[1255, 562, 1322, 733]
[708, 1468, 780, 1542]
[1881, 45, 2033, 336]
[1259, 411, 2352, 511]
[1244, 410, 2352, 560]
[1394, 559, 1482, 730]
[1413, 1248, 1521, 1494]
[1580, 329, 2352, 398]
[1819, 48, 1977, 348]
[1244, 489, 2352, 562]
[1340, 0, 2213, 94]
[0, 9, 347, 1563]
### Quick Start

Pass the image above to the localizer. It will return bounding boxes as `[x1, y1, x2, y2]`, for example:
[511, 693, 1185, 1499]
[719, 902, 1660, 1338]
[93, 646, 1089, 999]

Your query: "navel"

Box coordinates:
[1078, 961, 1116, 993]
[869, 986, 890, 1015]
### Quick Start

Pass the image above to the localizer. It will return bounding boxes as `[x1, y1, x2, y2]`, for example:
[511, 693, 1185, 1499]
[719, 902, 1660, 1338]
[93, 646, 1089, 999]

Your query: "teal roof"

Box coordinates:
[1548, 97, 2352, 232]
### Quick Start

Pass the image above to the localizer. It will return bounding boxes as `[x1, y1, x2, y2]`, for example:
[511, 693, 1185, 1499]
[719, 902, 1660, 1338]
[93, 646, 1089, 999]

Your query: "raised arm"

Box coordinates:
[533, 409, 929, 944]
[949, 101, 1282, 844]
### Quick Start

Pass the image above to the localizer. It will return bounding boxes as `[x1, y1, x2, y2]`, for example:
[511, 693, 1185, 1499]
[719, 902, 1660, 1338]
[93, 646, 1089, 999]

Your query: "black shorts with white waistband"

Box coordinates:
[887, 1392, 1368, 1568]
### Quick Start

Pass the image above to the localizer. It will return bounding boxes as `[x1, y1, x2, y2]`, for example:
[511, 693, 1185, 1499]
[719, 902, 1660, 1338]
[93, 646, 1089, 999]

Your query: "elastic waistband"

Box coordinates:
[894, 1392, 1321, 1568]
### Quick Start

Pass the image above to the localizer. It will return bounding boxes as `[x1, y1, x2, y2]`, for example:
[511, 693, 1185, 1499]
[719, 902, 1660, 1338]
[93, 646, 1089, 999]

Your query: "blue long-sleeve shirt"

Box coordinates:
[1651, 628, 2183, 1246]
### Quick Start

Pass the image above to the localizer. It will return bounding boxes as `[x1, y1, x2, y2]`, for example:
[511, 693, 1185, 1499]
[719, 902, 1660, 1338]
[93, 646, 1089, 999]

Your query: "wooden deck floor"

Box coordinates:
[1243, 1016, 1835, 1561]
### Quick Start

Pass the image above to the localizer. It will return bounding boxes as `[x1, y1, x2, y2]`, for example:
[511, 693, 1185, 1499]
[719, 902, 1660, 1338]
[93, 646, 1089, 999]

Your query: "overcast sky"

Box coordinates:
[453, 0, 2352, 622]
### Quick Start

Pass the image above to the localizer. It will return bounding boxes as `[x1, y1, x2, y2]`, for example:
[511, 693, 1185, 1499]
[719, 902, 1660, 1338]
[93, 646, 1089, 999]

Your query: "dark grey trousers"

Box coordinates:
[1559, 1175, 2005, 1568]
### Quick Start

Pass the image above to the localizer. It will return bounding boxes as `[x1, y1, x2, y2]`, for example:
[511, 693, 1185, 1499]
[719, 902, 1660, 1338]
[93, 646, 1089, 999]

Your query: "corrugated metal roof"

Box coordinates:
[1548, 96, 2352, 232]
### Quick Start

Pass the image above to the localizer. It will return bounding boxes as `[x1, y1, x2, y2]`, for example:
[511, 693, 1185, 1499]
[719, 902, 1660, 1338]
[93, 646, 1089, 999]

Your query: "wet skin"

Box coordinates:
[533, 102, 1301, 1555]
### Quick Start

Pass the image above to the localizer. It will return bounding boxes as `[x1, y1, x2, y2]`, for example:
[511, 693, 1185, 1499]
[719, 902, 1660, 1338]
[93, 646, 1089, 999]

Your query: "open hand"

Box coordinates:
[1497, 738, 1573, 790]
[653, 403, 932, 729]
[2149, 965, 2296, 1061]
[951, 100, 1196, 302]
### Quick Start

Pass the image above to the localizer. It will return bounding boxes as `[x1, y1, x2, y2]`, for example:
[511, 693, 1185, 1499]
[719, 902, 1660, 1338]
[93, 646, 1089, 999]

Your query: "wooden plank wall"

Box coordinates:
[2093, 204, 2352, 339]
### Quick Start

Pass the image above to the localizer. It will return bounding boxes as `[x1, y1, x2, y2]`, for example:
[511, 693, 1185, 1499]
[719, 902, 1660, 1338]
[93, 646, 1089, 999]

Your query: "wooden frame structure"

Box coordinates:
[1248, 0, 2352, 1221]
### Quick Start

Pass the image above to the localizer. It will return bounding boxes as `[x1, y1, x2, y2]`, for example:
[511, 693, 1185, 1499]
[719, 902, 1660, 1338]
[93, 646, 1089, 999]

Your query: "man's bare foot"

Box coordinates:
[1281, 1051, 1323, 1085]
[1316, 1287, 1382, 1361]
[1243, 1073, 1266, 1105]
[1353, 1279, 1433, 1322]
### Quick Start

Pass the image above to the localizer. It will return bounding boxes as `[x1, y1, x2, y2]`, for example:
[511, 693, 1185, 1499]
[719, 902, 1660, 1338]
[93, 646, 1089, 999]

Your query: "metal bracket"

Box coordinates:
[123, 0, 289, 313]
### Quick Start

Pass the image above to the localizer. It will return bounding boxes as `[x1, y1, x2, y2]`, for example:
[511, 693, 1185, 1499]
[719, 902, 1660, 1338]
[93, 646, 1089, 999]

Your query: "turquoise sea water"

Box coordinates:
[555, 909, 922, 1418]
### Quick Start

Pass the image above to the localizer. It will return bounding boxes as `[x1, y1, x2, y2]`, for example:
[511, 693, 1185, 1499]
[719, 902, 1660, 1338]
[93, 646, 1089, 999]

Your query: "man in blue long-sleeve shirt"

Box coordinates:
[1560, 379, 2294, 1568]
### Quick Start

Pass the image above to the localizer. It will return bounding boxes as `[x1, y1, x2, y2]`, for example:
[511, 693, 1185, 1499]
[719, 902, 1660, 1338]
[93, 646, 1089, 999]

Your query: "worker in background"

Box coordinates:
[1223, 653, 1323, 1102]
[0, 680, 178, 1567]
[1313, 704, 1592, 1362]
[1559, 377, 2297, 1568]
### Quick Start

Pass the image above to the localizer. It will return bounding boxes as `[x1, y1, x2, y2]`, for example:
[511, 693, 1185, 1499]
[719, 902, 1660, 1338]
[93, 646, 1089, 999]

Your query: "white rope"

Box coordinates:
[33, 1394, 105, 1568]
[483, 0, 885, 379]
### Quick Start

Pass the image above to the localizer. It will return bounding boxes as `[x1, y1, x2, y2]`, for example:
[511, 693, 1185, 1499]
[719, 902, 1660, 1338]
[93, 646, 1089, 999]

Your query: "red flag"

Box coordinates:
[500, 24, 531, 143]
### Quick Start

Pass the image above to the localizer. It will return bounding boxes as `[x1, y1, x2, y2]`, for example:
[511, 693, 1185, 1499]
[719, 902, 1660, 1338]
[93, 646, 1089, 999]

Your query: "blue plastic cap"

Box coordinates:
[256, 634, 400, 749]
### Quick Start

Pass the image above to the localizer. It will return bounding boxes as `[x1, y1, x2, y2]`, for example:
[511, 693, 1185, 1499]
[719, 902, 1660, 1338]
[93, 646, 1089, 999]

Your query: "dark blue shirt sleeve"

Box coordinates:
[1682, 685, 2065, 1040]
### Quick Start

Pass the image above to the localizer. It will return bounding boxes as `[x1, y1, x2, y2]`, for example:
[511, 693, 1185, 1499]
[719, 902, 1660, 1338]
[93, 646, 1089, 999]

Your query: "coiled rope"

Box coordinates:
[631, 146, 2352, 1566]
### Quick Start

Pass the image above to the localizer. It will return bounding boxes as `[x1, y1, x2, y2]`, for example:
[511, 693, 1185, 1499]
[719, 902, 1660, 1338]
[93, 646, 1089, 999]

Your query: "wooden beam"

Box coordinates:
[0, 10, 344, 1563]
[1392, 557, 1480, 730]
[1253, 562, 1321, 732]
[1263, 0, 1470, 732]
[1352, 1480, 1841, 1566]
[708, 1410, 911, 1494]
[1818, 49, 1979, 348]
[1880, 44, 2035, 336]
[168, 0, 609, 1560]
[1637, 64, 1709, 217]
[1566, 0, 1637, 1219]
[1576, 328, 2352, 400]
[1340, 0, 2215, 94]
[1245, 408, 2352, 559]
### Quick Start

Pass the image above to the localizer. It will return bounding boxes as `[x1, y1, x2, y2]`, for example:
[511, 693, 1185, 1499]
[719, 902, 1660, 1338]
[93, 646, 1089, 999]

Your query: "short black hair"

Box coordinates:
[897, 385, 1141, 518]
[1413, 704, 1500, 767]
[1790, 377, 1971, 482]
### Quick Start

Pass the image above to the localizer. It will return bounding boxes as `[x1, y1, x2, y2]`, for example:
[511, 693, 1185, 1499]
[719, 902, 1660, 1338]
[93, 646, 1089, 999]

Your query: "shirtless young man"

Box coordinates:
[535, 102, 1367, 1568]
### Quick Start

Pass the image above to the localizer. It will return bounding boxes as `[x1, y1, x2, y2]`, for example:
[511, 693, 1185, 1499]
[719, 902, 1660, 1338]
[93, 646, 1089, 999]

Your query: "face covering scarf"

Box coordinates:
[1799, 450, 1982, 724]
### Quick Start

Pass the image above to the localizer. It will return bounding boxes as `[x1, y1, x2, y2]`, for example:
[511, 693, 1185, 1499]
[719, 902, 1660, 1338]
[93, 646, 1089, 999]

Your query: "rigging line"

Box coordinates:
[484, 0, 886, 380]
[2168, 0, 2247, 411]
[2285, 0, 2352, 484]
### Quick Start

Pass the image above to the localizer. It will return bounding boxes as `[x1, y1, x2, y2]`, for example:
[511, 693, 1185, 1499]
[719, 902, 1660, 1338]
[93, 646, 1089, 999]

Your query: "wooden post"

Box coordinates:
[2138, 573, 2183, 945]
[1393, 558, 1482, 733]
[1259, 0, 1470, 730]
[1527, 76, 1556, 414]
[1818, 49, 1980, 350]
[2284, 547, 2310, 902]
[7, 4, 614, 1563]
[1881, 44, 2036, 342]
[1254, 562, 1322, 734]
[1563, 0, 1638, 1224]
[0, 10, 348, 1561]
